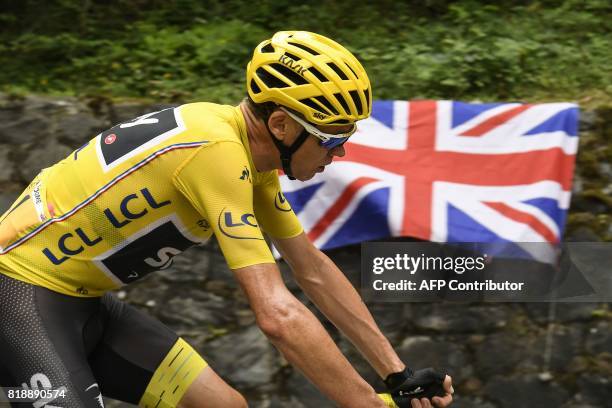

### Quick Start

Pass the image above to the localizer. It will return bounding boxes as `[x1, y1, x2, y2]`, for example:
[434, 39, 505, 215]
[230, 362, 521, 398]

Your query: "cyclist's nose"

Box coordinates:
[329, 144, 346, 158]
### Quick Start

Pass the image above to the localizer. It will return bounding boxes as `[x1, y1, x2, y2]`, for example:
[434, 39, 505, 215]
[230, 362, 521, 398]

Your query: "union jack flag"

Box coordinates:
[279, 100, 579, 260]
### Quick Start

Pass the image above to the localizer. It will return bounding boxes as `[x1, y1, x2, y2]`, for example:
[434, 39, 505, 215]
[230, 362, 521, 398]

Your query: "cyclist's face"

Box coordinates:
[288, 120, 352, 181]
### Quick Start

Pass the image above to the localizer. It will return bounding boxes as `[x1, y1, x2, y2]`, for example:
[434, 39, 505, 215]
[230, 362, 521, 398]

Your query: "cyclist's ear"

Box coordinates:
[268, 109, 294, 142]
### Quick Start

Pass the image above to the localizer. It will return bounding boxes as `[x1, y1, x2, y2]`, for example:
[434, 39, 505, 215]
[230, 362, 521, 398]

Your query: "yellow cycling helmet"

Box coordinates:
[246, 31, 372, 125]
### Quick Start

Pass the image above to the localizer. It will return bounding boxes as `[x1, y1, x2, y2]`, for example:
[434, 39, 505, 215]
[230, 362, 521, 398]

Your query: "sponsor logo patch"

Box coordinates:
[94, 215, 201, 284]
[104, 134, 117, 145]
[274, 191, 292, 212]
[96, 108, 183, 171]
[217, 208, 263, 240]
[239, 166, 251, 183]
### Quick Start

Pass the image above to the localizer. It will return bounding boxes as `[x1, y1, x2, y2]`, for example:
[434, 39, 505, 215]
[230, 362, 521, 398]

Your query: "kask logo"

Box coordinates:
[218, 208, 263, 240]
[278, 54, 307, 76]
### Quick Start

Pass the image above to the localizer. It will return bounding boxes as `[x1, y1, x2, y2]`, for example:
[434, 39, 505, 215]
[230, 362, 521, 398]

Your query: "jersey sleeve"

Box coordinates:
[172, 141, 275, 269]
[253, 173, 303, 240]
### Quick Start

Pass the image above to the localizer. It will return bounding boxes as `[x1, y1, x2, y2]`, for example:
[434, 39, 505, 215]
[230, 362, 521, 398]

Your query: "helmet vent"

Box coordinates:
[364, 88, 370, 110]
[345, 63, 358, 78]
[256, 67, 289, 88]
[333, 93, 350, 114]
[328, 63, 349, 80]
[288, 41, 320, 56]
[270, 63, 308, 86]
[349, 90, 363, 115]
[314, 95, 339, 115]
[250, 79, 261, 94]
[329, 119, 351, 124]
[300, 98, 329, 115]
[309, 67, 329, 82]
[261, 43, 275, 53]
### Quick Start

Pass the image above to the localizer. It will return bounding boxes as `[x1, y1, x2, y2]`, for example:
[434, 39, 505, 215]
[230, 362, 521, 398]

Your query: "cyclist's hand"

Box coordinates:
[431, 375, 453, 407]
[383, 368, 453, 407]
[379, 392, 447, 408]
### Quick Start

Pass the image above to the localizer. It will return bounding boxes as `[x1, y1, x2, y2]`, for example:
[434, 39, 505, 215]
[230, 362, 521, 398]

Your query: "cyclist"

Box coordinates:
[0, 31, 453, 407]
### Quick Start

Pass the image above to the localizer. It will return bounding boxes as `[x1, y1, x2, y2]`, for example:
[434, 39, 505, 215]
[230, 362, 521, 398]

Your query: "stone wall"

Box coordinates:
[0, 94, 610, 407]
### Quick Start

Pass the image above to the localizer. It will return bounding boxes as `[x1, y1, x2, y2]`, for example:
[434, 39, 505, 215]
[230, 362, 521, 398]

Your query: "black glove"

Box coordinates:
[384, 367, 447, 401]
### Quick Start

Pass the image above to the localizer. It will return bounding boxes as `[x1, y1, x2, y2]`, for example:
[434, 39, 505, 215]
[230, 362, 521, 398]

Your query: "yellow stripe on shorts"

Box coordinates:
[139, 337, 208, 408]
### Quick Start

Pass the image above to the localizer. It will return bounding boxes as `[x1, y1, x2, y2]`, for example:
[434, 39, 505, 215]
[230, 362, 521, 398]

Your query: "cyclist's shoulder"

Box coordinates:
[179, 101, 229, 116]
[176, 102, 250, 157]
[178, 102, 242, 137]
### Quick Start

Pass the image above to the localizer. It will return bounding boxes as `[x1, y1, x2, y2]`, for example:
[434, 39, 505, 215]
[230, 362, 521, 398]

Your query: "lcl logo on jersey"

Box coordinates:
[274, 190, 292, 212]
[42, 187, 170, 266]
[218, 208, 263, 240]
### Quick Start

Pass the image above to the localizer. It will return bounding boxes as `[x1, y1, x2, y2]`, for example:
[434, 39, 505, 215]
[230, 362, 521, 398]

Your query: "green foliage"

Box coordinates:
[0, 0, 610, 103]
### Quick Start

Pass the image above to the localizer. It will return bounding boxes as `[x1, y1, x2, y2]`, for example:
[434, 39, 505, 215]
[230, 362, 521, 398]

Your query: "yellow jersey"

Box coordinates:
[0, 103, 303, 297]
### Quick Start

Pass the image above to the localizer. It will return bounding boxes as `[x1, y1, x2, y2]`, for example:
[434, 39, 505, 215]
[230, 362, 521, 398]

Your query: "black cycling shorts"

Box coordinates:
[0, 273, 207, 408]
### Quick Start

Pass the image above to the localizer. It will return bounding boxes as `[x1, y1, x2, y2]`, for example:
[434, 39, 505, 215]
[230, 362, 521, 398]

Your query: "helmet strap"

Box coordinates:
[266, 123, 310, 180]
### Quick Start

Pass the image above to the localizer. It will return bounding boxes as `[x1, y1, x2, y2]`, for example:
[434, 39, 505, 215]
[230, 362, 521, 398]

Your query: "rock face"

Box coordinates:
[0, 94, 610, 408]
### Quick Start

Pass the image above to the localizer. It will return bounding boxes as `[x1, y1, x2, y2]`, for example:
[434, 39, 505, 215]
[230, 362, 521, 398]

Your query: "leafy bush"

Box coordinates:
[0, 0, 610, 104]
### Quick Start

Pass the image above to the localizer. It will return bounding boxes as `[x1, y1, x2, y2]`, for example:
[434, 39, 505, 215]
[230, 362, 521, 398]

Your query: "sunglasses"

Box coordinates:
[280, 107, 356, 149]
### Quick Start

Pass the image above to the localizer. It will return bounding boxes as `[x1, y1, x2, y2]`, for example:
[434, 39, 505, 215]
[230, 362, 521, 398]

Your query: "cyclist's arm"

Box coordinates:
[173, 143, 386, 406]
[232, 262, 386, 408]
[272, 232, 405, 379]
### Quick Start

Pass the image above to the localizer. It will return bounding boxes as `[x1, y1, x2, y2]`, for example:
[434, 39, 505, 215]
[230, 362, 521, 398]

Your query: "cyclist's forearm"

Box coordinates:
[261, 298, 384, 408]
[295, 252, 404, 378]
